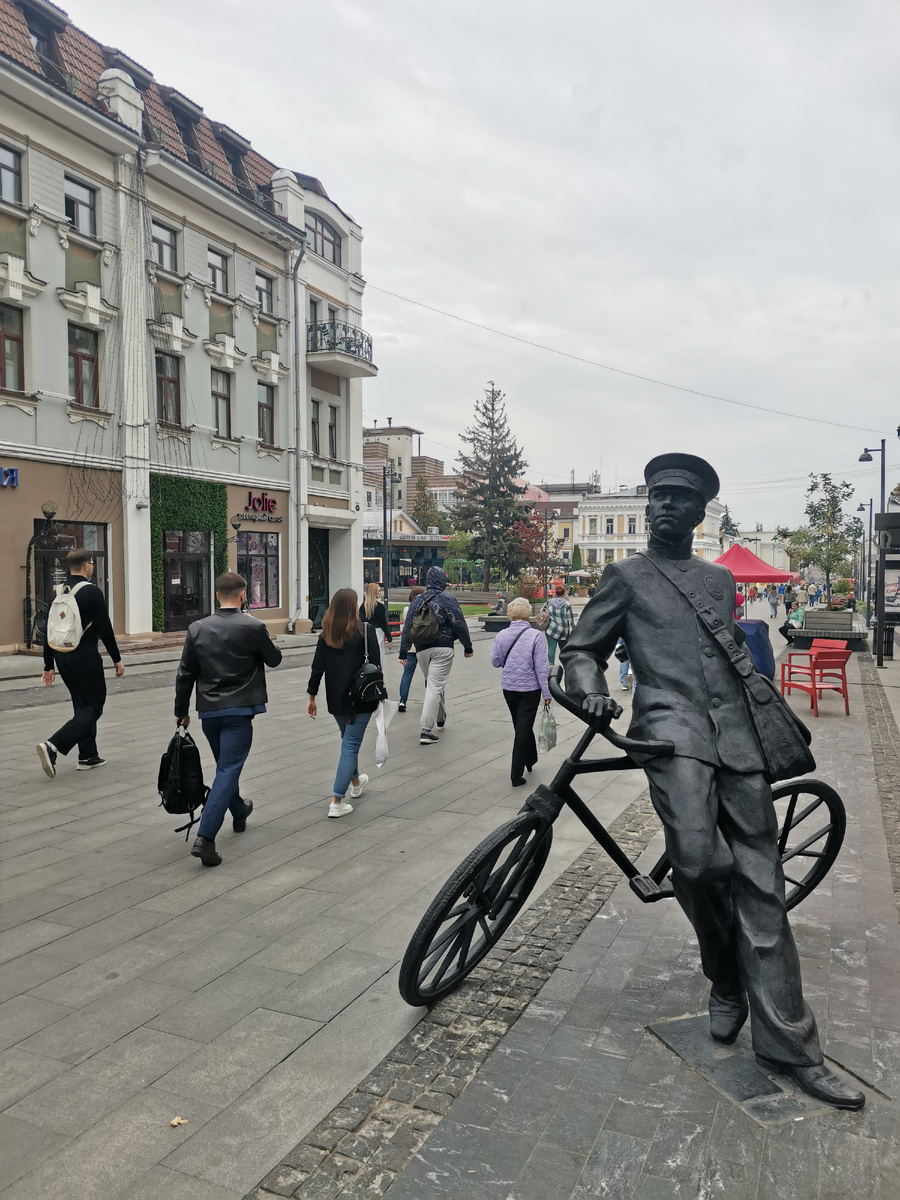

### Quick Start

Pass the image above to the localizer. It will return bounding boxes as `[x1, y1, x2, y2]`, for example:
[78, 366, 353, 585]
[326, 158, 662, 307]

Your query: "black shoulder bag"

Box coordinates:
[641, 552, 815, 784]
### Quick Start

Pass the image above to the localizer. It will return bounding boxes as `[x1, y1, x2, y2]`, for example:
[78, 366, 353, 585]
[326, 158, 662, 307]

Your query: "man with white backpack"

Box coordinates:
[37, 548, 124, 778]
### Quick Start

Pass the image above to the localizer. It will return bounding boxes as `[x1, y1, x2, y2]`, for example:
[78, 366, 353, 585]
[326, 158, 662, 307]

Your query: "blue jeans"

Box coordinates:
[546, 635, 560, 665]
[399, 651, 418, 704]
[197, 715, 254, 839]
[333, 711, 373, 798]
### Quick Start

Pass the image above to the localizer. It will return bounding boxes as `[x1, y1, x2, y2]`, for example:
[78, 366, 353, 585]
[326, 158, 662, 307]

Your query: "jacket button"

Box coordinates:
[704, 647, 715, 657]
[711, 698, 722, 708]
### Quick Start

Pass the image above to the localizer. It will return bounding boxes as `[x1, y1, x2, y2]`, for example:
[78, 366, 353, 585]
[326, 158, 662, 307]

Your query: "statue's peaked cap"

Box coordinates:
[644, 454, 720, 505]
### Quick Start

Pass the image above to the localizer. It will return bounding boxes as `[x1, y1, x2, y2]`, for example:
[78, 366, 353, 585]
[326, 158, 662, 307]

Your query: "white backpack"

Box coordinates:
[46, 581, 91, 653]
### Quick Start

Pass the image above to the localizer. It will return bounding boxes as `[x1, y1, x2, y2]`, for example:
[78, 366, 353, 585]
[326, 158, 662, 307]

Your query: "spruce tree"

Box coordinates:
[453, 382, 527, 588]
[411, 474, 449, 534]
[719, 506, 741, 539]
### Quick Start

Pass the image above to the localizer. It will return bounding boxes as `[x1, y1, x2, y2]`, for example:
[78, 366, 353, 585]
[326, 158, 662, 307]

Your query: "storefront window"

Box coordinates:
[237, 531, 279, 609]
[34, 520, 108, 613]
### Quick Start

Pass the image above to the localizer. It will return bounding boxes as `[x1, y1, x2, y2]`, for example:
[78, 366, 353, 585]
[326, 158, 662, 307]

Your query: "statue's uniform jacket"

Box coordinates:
[561, 552, 765, 774]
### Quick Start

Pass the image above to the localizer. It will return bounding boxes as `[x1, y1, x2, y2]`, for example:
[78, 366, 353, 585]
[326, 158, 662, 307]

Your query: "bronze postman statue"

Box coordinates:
[560, 453, 864, 1109]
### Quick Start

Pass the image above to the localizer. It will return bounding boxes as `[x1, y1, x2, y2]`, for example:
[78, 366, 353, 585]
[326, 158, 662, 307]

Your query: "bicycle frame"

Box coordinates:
[531, 668, 677, 902]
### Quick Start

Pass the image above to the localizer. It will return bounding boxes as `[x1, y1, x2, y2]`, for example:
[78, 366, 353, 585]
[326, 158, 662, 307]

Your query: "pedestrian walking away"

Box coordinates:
[307, 588, 382, 818]
[561, 451, 863, 1109]
[360, 582, 392, 658]
[397, 585, 424, 712]
[174, 572, 282, 866]
[540, 583, 575, 666]
[398, 566, 473, 745]
[37, 547, 124, 779]
[491, 597, 552, 786]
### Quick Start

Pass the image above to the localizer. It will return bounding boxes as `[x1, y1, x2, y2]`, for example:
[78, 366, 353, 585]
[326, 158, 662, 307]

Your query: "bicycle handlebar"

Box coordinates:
[548, 667, 674, 759]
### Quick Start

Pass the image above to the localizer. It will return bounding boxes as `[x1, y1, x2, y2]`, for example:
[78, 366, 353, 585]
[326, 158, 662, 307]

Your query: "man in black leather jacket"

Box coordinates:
[174, 572, 282, 866]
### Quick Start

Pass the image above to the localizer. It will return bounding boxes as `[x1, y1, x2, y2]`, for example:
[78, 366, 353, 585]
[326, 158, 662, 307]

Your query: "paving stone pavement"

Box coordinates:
[0, 631, 651, 1199]
[249, 644, 899, 1200]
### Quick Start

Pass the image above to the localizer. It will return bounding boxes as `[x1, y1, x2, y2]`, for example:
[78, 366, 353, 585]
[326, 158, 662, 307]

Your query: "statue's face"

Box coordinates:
[648, 486, 706, 545]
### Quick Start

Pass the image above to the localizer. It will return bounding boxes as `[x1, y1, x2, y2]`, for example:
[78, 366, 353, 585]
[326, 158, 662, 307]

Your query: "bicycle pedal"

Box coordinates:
[629, 874, 674, 903]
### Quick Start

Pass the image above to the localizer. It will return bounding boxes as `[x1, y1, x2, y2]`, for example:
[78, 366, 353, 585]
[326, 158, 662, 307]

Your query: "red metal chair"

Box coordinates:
[780, 648, 851, 717]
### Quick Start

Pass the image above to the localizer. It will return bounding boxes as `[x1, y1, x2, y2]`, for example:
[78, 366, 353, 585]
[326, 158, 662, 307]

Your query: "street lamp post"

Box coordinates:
[381, 464, 402, 593]
[24, 500, 58, 647]
[857, 500, 873, 629]
[860, 440, 887, 665]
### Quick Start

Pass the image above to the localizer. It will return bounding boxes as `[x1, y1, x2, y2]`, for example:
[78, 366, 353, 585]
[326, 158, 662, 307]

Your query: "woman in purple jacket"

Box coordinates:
[490, 597, 552, 787]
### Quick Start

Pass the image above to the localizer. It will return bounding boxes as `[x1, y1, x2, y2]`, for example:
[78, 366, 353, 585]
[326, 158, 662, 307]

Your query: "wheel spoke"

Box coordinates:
[431, 928, 471, 989]
[781, 825, 833, 864]
[488, 835, 544, 918]
[784, 875, 804, 888]
[421, 910, 476, 968]
[778, 792, 799, 855]
[783, 796, 824, 831]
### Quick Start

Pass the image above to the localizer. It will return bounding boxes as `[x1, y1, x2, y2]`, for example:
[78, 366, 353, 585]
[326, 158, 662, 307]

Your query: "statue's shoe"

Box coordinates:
[708, 986, 749, 1044]
[756, 1057, 865, 1110]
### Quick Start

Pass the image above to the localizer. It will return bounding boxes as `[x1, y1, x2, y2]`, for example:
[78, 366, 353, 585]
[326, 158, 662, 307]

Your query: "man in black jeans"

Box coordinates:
[37, 547, 124, 777]
[174, 572, 282, 866]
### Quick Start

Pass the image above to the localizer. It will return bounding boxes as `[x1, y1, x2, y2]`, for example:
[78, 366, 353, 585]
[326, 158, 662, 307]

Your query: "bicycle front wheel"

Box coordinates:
[399, 810, 552, 1006]
[772, 779, 846, 910]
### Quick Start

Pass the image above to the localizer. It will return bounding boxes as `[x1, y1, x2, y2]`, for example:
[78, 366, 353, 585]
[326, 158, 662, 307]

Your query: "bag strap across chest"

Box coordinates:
[639, 551, 771, 703]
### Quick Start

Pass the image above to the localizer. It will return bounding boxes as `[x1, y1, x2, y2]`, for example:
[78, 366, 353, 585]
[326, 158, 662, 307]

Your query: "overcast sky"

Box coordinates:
[68, 0, 900, 528]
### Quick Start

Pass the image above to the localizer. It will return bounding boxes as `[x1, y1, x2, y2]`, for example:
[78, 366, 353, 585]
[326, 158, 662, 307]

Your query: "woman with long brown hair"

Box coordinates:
[359, 581, 392, 656]
[306, 588, 381, 818]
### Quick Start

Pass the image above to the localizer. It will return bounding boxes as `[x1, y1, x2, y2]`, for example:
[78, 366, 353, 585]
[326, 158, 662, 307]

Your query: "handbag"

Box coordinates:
[348, 624, 388, 713]
[535, 604, 550, 631]
[538, 705, 558, 753]
[641, 552, 815, 784]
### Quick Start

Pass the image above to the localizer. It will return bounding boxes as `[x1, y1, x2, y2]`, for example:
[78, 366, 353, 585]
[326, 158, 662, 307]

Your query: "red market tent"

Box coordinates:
[713, 544, 796, 584]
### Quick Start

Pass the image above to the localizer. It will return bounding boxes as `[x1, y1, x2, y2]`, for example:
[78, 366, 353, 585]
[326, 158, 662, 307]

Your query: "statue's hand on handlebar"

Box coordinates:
[581, 693, 622, 729]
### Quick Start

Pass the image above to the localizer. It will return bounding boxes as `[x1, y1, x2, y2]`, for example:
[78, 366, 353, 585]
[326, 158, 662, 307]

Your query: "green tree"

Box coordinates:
[719, 506, 741, 539]
[571, 544, 583, 571]
[443, 530, 473, 584]
[453, 382, 527, 589]
[410, 474, 450, 534]
[777, 474, 862, 604]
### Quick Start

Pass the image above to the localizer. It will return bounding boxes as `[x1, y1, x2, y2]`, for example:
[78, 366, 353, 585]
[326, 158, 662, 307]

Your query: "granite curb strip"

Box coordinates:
[243, 791, 663, 1199]
[859, 652, 900, 918]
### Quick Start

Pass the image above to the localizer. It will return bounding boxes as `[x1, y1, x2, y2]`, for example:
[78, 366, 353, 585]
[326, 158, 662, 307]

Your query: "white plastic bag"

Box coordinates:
[374, 700, 398, 768]
[538, 705, 558, 754]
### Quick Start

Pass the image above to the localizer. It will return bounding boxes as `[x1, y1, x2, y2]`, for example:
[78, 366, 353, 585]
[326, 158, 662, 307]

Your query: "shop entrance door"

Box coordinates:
[163, 531, 211, 631]
[308, 527, 329, 630]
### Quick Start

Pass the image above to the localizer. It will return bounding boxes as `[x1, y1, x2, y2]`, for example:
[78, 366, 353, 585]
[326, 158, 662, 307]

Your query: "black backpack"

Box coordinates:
[348, 624, 388, 713]
[408, 597, 441, 647]
[158, 727, 209, 840]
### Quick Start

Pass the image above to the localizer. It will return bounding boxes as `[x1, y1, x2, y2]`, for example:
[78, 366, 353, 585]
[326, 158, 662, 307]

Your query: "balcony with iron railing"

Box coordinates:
[307, 321, 377, 379]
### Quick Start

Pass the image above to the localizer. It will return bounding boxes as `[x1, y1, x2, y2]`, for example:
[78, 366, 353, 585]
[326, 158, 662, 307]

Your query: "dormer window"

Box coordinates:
[305, 213, 341, 267]
[171, 111, 203, 171]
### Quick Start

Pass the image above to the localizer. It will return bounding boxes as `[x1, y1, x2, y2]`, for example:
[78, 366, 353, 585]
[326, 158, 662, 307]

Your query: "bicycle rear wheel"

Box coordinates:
[771, 779, 845, 910]
[399, 810, 552, 1006]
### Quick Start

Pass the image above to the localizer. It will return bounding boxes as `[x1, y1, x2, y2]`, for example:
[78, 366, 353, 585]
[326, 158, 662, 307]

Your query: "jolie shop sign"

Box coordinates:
[234, 490, 283, 524]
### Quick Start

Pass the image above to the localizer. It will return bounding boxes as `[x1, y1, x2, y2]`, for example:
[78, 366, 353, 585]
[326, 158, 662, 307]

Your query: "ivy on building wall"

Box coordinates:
[150, 474, 229, 631]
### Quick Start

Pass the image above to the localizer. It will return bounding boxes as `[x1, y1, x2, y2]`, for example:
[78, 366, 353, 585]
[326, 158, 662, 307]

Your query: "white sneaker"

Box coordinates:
[349, 774, 369, 799]
[328, 800, 354, 818]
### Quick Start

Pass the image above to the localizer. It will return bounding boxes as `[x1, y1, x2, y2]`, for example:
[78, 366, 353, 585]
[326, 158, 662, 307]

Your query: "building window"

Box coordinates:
[68, 324, 98, 408]
[255, 272, 274, 314]
[305, 212, 341, 266]
[588, 517, 597, 536]
[34, 521, 108, 614]
[310, 399, 320, 455]
[311, 465, 324, 481]
[329, 469, 343, 485]
[604, 550, 614, 563]
[626, 549, 638, 557]
[328, 404, 338, 458]
[258, 382, 274, 445]
[605, 517, 614, 535]
[64, 177, 95, 236]
[237, 531, 279, 609]
[0, 145, 22, 204]
[211, 369, 231, 439]
[562, 550, 570, 561]
[150, 221, 177, 271]
[208, 248, 228, 294]
[587, 549, 598, 564]
[366, 490, 372, 505]
[628, 516, 636, 535]
[644, 516, 650, 533]
[0, 304, 23, 391]
[309, 297, 318, 326]
[156, 352, 181, 425]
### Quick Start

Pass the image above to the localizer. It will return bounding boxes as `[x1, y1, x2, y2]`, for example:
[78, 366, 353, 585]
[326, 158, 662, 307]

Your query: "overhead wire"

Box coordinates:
[367, 284, 890, 436]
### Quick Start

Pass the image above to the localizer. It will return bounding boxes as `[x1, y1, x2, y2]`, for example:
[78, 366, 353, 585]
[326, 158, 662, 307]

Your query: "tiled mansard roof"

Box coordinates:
[0, 0, 332, 216]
